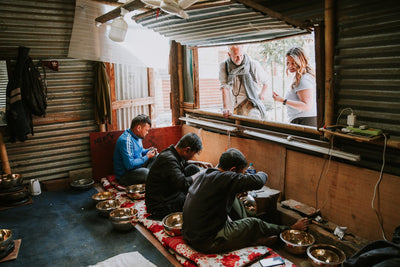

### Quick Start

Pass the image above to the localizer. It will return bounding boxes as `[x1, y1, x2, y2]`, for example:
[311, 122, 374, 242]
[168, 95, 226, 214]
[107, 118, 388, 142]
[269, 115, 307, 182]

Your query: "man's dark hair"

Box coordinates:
[130, 114, 151, 129]
[176, 133, 202, 153]
[218, 148, 247, 172]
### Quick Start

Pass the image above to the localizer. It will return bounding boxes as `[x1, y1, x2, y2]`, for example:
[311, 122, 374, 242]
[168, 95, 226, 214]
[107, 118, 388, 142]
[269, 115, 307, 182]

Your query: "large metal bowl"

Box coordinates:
[109, 208, 138, 231]
[96, 199, 121, 217]
[0, 229, 13, 250]
[0, 174, 23, 190]
[307, 244, 346, 267]
[162, 212, 183, 236]
[280, 229, 315, 255]
[92, 191, 115, 203]
[70, 178, 94, 190]
[126, 184, 145, 200]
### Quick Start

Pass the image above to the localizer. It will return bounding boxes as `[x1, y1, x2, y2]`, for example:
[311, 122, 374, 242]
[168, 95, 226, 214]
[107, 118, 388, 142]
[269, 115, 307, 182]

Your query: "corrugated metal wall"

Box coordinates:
[114, 64, 150, 130]
[335, 0, 400, 138]
[0, 0, 99, 182]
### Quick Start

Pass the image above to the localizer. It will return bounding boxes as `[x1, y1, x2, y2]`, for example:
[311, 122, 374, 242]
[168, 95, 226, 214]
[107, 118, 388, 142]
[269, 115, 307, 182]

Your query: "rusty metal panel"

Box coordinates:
[335, 0, 400, 138]
[3, 58, 97, 182]
[0, 0, 75, 59]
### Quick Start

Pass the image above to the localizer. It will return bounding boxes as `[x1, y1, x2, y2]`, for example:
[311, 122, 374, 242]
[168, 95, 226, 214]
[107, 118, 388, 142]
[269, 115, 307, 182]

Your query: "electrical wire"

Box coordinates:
[336, 107, 354, 125]
[371, 133, 388, 240]
[315, 135, 334, 210]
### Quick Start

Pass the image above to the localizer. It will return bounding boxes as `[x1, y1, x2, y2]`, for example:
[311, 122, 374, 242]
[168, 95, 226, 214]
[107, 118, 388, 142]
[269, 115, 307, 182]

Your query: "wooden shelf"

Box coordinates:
[320, 128, 383, 143]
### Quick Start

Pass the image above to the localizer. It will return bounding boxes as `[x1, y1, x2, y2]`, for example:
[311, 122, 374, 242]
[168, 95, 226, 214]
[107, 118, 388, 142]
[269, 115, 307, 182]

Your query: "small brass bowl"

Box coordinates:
[109, 208, 138, 222]
[92, 191, 115, 202]
[0, 229, 13, 250]
[162, 212, 183, 236]
[109, 208, 138, 231]
[280, 229, 315, 255]
[126, 184, 145, 200]
[0, 174, 23, 189]
[307, 244, 346, 267]
[96, 199, 121, 217]
[71, 178, 94, 190]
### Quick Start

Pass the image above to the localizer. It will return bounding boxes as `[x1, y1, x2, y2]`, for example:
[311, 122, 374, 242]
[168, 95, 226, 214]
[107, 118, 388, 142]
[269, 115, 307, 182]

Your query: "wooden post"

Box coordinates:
[169, 41, 181, 125]
[177, 43, 184, 118]
[324, 0, 335, 126]
[0, 132, 11, 174]
[147, 68, 156, 126]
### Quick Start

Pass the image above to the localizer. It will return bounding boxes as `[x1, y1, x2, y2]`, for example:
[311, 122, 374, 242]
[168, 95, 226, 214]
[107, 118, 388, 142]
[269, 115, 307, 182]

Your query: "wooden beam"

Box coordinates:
[95, 0, 146, 23]
[324, 0, 335, 126]
[234, 0, 310, 30]
[112, 97, 155, 109]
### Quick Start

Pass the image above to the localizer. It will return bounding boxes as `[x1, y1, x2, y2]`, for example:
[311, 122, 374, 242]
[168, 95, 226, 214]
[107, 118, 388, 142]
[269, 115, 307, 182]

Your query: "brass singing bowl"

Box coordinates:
[0, 174, 23, 189]
[307, 244, 346, 267]
[109, 208, 138, 231]
[162, 212, 183, 236]
[126, 184, 145, 200]
[92, 191, 114, 202]
[280, 229, 315, 255]
[0, 229, 13, 250]
[96, 199, 121, 217]
[70, 178, 94, 190]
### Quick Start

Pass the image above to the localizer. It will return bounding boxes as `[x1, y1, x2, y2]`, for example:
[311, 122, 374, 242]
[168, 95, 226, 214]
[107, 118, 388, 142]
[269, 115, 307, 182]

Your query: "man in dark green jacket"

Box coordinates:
[182, 148, 308, 253]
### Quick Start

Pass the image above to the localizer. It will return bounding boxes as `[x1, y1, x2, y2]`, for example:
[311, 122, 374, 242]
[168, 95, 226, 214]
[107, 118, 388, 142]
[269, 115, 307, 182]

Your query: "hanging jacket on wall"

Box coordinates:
[6, 46, 32, 142]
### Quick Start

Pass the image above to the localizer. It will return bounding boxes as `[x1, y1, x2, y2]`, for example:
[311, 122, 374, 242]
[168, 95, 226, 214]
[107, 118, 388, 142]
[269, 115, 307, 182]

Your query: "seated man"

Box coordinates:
[145, 133, 212, 220]
[113, 114, 157, 186]
[182, 148, 308, 254]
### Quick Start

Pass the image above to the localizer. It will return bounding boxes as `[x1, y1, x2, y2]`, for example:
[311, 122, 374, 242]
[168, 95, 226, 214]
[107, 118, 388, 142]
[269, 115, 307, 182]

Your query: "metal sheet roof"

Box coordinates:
[134, 2, 309, 47]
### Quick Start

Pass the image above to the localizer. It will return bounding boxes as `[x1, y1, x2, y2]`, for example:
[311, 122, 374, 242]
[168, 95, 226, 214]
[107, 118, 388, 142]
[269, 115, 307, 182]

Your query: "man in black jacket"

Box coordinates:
[145, 133, 212, 220]
[182, 148, 308, 253]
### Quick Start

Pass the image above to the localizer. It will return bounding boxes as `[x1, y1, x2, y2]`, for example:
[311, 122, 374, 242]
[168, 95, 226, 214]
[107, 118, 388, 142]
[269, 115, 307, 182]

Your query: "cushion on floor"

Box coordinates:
[100, 176, 296, 267]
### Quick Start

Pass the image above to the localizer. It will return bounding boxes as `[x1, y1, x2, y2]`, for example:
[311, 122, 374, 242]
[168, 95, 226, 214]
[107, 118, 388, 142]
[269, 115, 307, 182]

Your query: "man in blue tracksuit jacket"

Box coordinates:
[113, 114, 157, 186]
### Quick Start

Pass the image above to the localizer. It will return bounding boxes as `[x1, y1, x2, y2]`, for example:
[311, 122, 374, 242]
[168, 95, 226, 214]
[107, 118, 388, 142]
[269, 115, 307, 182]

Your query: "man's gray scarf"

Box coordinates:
[226, 54, 266, 119]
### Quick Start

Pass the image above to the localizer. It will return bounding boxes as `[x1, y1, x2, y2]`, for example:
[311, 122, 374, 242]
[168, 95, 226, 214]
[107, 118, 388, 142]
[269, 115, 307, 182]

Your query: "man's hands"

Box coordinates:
[146, 147, 158, 158]
[222, 109, 232, 118]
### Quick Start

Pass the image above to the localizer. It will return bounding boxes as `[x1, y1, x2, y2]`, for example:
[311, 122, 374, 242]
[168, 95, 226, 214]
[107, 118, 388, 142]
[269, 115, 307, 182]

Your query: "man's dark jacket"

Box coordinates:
[145, 145, 193, 220]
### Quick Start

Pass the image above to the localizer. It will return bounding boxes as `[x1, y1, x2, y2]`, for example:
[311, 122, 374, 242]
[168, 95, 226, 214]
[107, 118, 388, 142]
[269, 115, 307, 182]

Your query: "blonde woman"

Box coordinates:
[273, 47, 317, 126]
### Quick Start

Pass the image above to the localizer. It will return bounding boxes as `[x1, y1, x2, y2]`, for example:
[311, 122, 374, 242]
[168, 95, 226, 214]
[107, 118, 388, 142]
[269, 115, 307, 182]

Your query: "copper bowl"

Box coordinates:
[280, 229, 315, 255]
[0, 174, 23, 189]
[162, 212, 183, 236]
[307, 244, 346, 267]
[0, 229, 13, 250]
[92, 191, 115, 203]
[126, 184, 145, 200]
[109, 208, 138, 231]
[96, 199, 121, 217]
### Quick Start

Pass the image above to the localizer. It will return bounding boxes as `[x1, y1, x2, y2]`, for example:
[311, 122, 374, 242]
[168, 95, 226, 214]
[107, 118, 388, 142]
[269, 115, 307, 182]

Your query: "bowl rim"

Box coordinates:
[92, 191, 114, 200]
[280, 229, 315, 247]
[126, 184, 146, 193]
[306, 244, 346, 265]
[71, 178, 94, 187]
[0, 229, 13, 245]
[96, 199, 120, 210]
[162, 212, 183, 230]
[109, 207, 138, 220]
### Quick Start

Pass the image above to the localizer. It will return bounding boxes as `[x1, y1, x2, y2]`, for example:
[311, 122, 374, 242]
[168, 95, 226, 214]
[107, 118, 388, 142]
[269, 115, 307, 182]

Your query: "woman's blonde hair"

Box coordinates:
[286, 47, 314, 89]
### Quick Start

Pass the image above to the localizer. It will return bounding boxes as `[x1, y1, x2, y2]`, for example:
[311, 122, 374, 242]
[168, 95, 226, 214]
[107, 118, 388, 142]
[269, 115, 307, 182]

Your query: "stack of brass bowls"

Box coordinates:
[109, 208, 138, 231]
[280, 229, 315, 255]
[92, 191, 115, 203]
[0, 229, 14, 259]
[162, 212, 183, 236]
[0, 174, 30, 207]
[96, 199, 121, 217]
[126, 184, 145, 200]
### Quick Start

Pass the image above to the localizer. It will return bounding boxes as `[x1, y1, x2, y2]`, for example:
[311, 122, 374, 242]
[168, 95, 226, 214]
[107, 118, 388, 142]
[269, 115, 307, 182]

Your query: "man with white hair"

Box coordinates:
[219, 45, 269, 120]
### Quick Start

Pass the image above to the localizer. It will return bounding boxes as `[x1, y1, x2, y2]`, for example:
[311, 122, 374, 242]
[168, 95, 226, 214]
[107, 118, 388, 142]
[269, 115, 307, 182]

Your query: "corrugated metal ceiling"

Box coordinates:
[134, 2, 310, 47]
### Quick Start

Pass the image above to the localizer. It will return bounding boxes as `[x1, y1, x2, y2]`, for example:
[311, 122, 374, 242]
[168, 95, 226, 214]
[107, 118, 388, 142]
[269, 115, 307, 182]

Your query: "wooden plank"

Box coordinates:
[285, 150, 400, 241]
[112, 97, 155, 109]
[95, 0, 146, 23]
